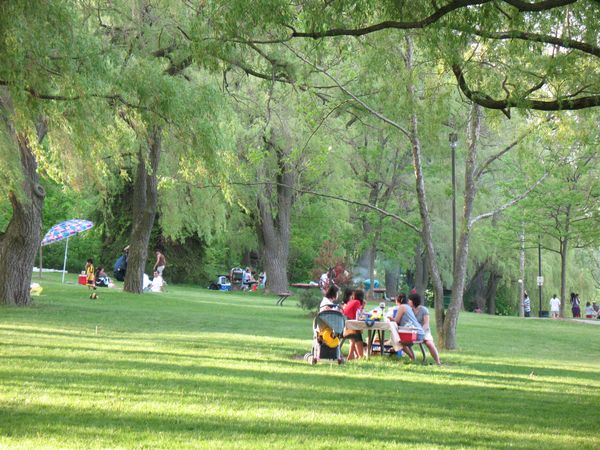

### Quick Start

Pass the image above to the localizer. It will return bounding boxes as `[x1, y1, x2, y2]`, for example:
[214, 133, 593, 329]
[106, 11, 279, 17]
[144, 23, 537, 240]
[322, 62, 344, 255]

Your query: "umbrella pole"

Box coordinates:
[61, 236, 69, 284]
[39, 246, 43, 279]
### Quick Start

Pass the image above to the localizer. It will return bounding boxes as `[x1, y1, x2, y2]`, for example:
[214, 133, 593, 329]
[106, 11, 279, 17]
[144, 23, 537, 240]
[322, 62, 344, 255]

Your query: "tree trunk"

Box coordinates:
[485, 270, 501, 315]
[367, 240, 377, 300]
[0, 90, 46, 305]
[256, 136, 294, 294]
[519, 226, 525, 317]
[466, 261, 488, 311]
[443, 103, 481, 349]
[413, 244, 429, 301]
[384, 260, 401, 299]
[124, 127, 161, 293]
[559, 205, 570, 318]
[404, 36, 445, 345]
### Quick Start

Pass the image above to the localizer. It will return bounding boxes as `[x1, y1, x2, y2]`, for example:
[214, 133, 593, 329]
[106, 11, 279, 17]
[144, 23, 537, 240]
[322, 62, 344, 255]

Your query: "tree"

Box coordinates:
[289, 0, 600, 114]
[0, 2, 112, 305]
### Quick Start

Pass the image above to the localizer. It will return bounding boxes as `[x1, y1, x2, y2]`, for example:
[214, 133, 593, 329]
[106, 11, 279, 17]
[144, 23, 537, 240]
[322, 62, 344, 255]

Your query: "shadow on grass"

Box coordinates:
[2, 351, 597, 439]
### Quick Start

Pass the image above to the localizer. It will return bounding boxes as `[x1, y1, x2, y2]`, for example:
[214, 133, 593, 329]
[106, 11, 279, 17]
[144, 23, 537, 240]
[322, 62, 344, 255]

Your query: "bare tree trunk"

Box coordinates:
[443, 103, 481, 349]
[124, 127, 161, 293]
[384, 260, 401, 299]
[414, 244, 429, 301]
[519, 226, 525, 317]
[485, 270, 501, 315]
[467, 261, 488, 310]
[367, 240, 377, 299]
[404, 36, 445, 345]
[256, 136, 294, 294]
[0, 90, 46, 305]
[557, 205, 571, 318]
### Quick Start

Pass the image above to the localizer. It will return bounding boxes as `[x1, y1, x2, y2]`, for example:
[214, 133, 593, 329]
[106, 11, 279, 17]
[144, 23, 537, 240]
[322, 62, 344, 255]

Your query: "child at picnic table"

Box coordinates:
[392, 293, 425, 361]
[408, 293, 441, 365]
[342, 289, 366, 360]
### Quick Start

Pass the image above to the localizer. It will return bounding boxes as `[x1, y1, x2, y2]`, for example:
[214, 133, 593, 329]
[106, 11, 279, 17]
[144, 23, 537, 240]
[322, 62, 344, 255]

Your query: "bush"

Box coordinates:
[297, 289, 321, 313]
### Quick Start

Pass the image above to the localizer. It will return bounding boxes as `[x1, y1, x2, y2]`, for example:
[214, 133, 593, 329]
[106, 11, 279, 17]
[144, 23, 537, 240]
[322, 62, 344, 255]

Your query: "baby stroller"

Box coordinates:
[305, 309, 346, 365]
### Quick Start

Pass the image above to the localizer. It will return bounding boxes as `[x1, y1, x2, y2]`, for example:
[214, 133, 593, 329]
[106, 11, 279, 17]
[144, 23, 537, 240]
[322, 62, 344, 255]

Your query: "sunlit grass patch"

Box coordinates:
[1, 274, 599, 448]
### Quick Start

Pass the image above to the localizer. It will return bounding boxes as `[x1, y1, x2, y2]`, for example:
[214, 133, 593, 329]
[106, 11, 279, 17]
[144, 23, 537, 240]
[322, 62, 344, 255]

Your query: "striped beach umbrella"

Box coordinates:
[41, 219, 93, 283]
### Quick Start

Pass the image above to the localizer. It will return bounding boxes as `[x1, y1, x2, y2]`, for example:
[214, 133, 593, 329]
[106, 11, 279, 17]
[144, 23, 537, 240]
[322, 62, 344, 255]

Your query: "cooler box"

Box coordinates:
[398, 327, 418, 343]
[78, 275, 87, 285]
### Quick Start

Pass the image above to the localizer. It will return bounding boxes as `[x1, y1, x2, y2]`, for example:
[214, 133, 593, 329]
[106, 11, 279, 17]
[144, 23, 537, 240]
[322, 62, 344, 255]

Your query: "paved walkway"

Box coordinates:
[573, 318, 600, 325]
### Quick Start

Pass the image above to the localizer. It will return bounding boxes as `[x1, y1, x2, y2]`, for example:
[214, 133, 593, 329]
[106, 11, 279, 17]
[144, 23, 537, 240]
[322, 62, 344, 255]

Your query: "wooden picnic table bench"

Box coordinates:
[276, 292, 292, 306]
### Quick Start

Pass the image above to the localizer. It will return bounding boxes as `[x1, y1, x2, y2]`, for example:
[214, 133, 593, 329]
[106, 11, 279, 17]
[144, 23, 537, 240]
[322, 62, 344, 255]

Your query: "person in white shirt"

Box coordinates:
[319, 285, 339, 311]
[150, 271, 164, 292]
[549, 294, 561, 319]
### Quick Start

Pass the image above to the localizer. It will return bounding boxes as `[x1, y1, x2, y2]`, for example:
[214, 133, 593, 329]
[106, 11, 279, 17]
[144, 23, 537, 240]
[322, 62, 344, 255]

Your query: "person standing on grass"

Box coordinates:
[522, 291, 531, 318]
[570, 292, 581, 318]
[408, 293, 441, 365]
[549, 294, 561, 319]
[153, 250, 166, 277]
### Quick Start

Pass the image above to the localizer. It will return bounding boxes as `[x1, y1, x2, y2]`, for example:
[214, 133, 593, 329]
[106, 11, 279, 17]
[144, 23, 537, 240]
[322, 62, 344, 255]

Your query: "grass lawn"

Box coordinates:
[1, 274, 599, 449]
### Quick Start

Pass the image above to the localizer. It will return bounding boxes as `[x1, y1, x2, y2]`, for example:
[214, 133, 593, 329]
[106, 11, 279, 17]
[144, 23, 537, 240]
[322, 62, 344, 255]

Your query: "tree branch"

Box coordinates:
[283, 44, 412, 139]
[187, 180, 421, 233]
[475, 118, 549, 179]
[469, 173, 548, 226]
[291, 0, 576, 39]
[463, 28, 600, 57]
[452, 65, 600, 115]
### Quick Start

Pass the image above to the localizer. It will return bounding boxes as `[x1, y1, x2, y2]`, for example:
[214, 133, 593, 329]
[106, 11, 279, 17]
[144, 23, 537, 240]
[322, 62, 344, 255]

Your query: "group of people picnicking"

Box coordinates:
[522, 291, 600, 319]
[83, 248, 167, 298]
[319, 285, 442, 365]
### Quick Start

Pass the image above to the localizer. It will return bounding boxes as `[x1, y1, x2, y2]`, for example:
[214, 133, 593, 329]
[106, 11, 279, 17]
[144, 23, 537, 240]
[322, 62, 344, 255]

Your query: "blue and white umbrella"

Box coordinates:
[41, 219, 93, 283]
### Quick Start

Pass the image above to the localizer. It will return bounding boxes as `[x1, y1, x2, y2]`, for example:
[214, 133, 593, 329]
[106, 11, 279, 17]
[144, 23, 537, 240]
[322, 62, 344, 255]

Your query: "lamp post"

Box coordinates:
[538, 235, 543, 317]
[449, 132, 458, 275]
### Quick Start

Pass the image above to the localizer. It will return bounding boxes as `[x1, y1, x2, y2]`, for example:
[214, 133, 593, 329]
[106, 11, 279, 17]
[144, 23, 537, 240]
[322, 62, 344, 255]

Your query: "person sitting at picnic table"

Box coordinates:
[408, 293, 441, 365]
[320, 285, 339, 311]
[392, 293, 425, 361]
[95, 267, 112, 288]
[343, 289, 366, 360]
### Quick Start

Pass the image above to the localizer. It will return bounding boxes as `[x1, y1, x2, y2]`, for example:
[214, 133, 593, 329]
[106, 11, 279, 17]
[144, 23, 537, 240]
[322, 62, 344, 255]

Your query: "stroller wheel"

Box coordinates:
[306, 355, 316, 365]
[337, 357, 344, 365]
[303, 352, 312, 361]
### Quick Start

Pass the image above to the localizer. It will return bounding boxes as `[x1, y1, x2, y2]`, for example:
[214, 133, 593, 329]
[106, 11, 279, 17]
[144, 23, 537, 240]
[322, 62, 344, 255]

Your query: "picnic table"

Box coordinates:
[290, 283, 320, 289]
[345, 320, 426, 362]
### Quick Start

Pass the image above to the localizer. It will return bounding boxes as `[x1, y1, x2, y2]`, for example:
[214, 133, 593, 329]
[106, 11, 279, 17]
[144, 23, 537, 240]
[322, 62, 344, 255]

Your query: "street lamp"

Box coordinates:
[538, 235, 544, 317]
[449, 132, 458, 276]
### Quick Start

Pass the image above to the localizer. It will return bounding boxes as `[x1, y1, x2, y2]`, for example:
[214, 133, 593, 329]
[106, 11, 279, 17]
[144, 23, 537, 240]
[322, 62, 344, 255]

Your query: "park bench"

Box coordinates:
[276, 292, 292, 306]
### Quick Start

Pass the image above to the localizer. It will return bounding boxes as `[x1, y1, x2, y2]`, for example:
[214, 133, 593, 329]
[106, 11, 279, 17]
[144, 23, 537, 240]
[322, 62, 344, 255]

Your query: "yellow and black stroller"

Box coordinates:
[305, 309, 346, 365]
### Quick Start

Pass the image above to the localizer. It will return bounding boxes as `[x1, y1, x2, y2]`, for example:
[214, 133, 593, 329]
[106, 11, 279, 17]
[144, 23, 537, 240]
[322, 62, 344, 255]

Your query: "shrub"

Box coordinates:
[297, 289, 321, 313]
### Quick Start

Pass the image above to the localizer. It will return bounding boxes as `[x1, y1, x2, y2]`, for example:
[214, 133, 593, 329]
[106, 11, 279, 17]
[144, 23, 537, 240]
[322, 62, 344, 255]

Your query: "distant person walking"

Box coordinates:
[549, 294, 561, 319]
[153, 250, 166, 276]
[522, 291, 531, 317]
[570, 292, 581, 318]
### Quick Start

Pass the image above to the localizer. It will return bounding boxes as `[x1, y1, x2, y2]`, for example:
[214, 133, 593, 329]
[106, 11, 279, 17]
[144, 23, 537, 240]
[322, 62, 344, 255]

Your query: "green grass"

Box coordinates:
[1, 274, 599, 449]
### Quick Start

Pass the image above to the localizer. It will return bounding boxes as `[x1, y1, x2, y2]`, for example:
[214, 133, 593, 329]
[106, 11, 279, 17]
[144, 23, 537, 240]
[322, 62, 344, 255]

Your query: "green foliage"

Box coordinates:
[296, 288, 321, 312]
